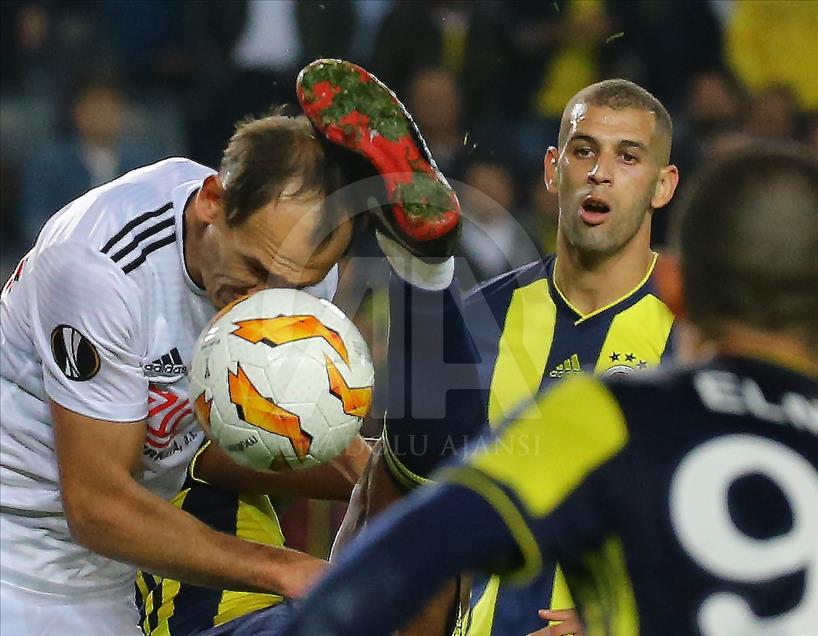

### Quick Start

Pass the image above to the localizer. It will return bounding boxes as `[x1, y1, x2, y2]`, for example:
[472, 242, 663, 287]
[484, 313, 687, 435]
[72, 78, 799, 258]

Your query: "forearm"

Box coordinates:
[195, 435, 371, 501]
[333, 449, 471, 635]
[397, 577, 462, 636]
[281, 483, 519, 635]
[69, 473, 325, 597]
[51, 402, 326, 598]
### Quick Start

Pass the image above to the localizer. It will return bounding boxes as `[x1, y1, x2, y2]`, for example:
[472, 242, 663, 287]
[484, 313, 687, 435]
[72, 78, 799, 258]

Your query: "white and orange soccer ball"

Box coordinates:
[189, 289, 374, 470]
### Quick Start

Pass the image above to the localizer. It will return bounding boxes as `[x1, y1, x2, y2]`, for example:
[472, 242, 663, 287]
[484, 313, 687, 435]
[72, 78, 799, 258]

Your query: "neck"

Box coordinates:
[553, 225, 655, 316]
[183, 191, 207, 289]
[714, 325, 818, 378]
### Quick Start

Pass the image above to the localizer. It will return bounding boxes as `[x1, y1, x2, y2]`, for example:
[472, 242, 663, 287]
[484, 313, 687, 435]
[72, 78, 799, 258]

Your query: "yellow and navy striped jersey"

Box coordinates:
[480, 253, 673, 425]
[461, 253, 673, 635]
[135, 472, 285, 635]
[442, 356, 818, 635]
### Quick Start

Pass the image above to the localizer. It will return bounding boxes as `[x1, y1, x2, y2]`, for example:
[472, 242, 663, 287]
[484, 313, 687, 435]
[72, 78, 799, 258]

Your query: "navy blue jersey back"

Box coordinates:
[451, 356, 817, 634]
[554, 357, 818, 633]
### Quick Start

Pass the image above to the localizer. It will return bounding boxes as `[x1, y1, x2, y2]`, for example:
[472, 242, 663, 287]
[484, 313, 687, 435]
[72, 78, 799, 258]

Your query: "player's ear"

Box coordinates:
[651, 164, 679, 209]
[655, 251, 685, 318]
[196, 175, 226, 225]
[544, 147, 559, 194]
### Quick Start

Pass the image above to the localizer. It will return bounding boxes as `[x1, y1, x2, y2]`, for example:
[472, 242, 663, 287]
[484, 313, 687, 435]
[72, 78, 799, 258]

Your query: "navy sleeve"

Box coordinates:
[280, 483, 520, 636]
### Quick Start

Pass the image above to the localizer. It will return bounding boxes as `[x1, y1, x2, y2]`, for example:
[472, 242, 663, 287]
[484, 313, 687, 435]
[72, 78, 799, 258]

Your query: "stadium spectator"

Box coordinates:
[0, 160, 23, 281]
[19, 74, 159, 244]
[525, 173, 559, 256]
[371, 1, 513, 126]
[99, 1, 190, 89]
[745, 85, 799, 141]
[604, 0, 723, 111]
[457, 159, 535, 282]
[529, 0, 610, 121]
[406, 67, 465, 176]
[685, 69, 745, 137]
[725, 0, 818, 111]
[809, 116, 818, 159]
[670, 68, 746, 175]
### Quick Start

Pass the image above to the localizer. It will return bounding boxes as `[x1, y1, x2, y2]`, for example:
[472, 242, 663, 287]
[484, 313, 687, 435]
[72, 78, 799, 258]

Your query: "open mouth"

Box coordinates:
[579, 196, 611, 225]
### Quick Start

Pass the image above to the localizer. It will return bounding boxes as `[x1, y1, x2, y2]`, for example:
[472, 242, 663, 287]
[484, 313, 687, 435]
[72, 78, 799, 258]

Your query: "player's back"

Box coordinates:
[587, 356, 818, 634]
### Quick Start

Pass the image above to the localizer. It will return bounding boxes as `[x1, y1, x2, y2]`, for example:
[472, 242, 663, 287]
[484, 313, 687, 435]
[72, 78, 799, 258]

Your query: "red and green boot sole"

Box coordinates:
[296, 58, 461, 258]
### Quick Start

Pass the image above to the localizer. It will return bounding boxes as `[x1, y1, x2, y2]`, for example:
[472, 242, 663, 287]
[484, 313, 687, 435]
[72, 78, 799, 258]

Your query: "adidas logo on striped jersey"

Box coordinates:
[549, 354, 582, 378]
[143, 348, 187, 376]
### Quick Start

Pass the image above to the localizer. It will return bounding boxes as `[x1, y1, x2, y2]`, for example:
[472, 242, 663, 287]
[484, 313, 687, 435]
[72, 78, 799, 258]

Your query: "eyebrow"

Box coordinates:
[568, 134, 649, 152]
[619, 139, 649, 152]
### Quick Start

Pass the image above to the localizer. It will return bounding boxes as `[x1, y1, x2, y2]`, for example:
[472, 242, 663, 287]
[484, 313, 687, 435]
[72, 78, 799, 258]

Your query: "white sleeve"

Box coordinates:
[30, 242, 148, 422]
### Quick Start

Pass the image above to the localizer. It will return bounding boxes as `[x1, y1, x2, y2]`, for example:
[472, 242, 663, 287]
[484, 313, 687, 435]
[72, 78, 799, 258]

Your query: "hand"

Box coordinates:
[526, 608, 585, 636]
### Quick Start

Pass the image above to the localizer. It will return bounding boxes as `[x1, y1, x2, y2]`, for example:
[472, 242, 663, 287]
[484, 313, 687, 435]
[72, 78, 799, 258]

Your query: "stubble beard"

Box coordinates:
[559, 201, 651, 263]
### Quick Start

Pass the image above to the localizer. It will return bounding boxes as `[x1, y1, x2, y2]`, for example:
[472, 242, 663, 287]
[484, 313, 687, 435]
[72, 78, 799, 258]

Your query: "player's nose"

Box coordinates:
[588, 154, 614, 185]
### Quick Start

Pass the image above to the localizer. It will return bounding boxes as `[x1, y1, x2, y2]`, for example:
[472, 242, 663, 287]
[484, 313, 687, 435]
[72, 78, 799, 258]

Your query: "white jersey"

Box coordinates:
[0, 158, 217, 597]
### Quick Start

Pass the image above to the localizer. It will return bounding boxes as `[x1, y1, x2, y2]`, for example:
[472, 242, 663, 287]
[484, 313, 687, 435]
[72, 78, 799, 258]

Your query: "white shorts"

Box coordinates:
[0, 580, 141, 636]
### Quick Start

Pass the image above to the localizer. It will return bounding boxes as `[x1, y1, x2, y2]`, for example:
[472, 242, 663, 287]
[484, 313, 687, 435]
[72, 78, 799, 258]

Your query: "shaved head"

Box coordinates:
[559, 79, 673, 164]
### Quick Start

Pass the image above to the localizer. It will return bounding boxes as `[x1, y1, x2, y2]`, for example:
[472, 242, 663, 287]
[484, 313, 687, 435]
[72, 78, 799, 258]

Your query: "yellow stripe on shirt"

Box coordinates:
[487, 279, 557, 427]
[567, 535, 640, 636]
[594, 294, 674, 374]
[214, 493, 284, 626]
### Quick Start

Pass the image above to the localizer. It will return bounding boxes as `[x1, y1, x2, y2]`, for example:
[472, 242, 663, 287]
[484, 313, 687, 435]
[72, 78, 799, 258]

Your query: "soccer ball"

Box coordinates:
[189, 289, 374, 470]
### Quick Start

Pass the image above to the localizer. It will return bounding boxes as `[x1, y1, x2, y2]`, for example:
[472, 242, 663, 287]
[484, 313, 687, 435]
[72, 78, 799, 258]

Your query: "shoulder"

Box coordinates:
[31, 242, 143, 305]
[467, 256, 553, 301]
[38, 158, 209, 256]
[463, 256, 553, 319]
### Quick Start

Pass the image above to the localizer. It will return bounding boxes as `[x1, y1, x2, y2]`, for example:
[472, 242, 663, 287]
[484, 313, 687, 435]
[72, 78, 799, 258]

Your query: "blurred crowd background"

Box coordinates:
[2, 0, 817, 554]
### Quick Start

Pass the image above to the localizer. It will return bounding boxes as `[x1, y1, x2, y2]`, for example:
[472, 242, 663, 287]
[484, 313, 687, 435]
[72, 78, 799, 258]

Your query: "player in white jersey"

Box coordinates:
[0, 114, 374, 634]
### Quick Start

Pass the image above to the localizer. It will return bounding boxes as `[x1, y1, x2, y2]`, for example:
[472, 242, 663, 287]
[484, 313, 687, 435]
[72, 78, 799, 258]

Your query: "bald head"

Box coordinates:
[559, 79, 673, 164]
[673, 143, 818, 347]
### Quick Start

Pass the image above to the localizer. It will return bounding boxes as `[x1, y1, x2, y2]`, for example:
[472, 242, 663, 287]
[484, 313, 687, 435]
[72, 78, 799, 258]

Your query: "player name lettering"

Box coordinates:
[694, 370, 818, 435]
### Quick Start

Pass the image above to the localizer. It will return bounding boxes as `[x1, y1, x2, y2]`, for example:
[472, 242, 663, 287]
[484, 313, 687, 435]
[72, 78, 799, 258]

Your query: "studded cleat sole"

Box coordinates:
[296, 59, 461, 254]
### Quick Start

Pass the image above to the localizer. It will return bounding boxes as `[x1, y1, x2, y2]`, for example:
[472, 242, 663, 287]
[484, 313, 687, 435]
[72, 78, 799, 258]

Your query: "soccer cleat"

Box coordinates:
[296, 59, 461, 258]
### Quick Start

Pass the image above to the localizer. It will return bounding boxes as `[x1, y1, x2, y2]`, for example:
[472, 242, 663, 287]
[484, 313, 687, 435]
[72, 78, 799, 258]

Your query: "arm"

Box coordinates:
[53, 400, 326, 597]
[332, 444, 472, 636]
[281, 482, 520, 636]
[192, 435, 371, 502]
[283, 374, 628, 635]
[34, 244, 326, 597]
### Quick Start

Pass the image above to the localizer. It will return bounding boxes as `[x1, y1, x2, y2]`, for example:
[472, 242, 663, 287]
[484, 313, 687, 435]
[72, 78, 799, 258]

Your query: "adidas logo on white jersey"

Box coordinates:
[143, 347, 187, 376]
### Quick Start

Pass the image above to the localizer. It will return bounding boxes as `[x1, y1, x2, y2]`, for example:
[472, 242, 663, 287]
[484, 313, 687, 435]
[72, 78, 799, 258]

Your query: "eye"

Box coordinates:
[575, 147, 594, 159]
[621, 152, 639, 164]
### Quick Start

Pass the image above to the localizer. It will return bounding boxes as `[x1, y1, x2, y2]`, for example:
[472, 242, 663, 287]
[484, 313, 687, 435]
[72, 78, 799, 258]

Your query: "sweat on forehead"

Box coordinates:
[557, 79, 673, 162]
